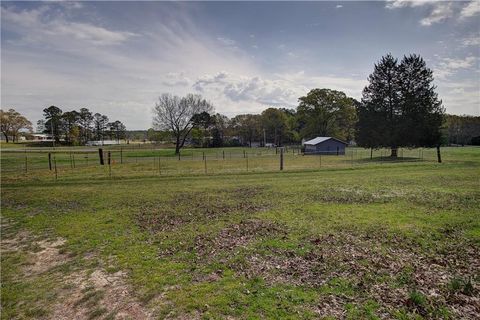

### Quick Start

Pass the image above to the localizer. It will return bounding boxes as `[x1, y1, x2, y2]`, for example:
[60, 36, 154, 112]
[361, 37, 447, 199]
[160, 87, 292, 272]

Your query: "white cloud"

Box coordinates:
[385, 1, 453, 26]
[58, 1, 84, 10]
[335, 5, 343, 9]
[193, 72, 298, 107]
[217, 37, 236, 46]
[1, 5, 46, 27]
[162, 72, 192, 87]
[437, 81, 480, 116]
[276, 71, 366, 100]
[461, 35, 480, 47]
[386, 1, 479, 26]
[434, 56, 477, 80]
[1, 6, 136, 46]
[49, 21, 136, 45]
[385, 0, 437, 10]
[460, 1, 480, 18]
[192, 71, 366, 112]
[420, 3, 453, 26]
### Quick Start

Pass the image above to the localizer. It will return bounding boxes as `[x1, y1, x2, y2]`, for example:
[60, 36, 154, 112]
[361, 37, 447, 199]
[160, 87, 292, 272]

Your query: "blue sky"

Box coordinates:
[2, 1, 479, 129]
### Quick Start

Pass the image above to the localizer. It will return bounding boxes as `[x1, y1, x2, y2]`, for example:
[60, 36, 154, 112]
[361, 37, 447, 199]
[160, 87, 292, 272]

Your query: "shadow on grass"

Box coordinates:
[355, 156, 423, 163]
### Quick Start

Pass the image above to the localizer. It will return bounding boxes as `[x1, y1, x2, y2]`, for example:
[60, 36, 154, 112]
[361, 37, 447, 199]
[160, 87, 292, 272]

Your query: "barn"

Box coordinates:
[303, 137, 347, 155]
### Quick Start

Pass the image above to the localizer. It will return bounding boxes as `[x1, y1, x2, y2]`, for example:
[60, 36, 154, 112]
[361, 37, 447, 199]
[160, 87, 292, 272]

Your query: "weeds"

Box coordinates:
[447, 276, 475, 296]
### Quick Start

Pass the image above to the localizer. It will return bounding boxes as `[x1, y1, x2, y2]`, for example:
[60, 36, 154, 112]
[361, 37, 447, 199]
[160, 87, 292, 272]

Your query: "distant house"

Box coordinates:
[86, 140, 121, 146]
[303, 137, 347, 155]
[32, 134, 53, 141]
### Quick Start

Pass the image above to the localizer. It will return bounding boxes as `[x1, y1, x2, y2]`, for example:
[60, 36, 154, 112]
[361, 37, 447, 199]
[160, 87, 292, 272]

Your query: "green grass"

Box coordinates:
[1, 146, 479, 319]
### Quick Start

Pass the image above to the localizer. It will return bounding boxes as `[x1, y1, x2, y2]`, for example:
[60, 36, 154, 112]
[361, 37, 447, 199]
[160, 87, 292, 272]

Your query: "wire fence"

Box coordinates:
[1, 146, 445, 182]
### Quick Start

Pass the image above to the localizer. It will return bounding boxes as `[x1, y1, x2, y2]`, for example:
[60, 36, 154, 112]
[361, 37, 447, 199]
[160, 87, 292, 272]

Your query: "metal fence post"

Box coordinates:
[108, 151, 112, 178]
[158, 155, 161, 175]
[99, 148, 104, 165]
[24, 149, 28, 173]
[280, 148, 284, 171]
[54, 155, 58, 181]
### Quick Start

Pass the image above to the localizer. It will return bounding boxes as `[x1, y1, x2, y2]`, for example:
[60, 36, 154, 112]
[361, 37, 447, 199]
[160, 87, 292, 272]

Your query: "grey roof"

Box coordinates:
[304, 136, 347, 145]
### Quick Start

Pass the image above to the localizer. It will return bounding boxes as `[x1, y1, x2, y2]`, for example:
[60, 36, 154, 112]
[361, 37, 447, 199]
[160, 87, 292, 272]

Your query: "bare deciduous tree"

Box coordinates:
[153, 93, 213, 154]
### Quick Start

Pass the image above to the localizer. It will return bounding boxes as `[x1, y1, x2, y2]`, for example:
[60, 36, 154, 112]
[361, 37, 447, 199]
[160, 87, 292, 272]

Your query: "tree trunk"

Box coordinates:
[370, 148, 373, 159]
[390, 147, 398, 157]
[436, 145, 442, 163]
[3, 133, 9, 143]
[175, 135, 181, 154]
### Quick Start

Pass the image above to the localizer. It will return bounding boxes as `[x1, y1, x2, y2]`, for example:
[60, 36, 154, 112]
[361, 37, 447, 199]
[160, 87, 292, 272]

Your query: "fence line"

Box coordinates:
[1, 147, 447, 182]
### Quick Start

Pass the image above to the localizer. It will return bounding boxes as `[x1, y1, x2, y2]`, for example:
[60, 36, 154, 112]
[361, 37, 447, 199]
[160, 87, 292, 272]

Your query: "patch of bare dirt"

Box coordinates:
[232, 186, 267, 198]
[136, 187, 271, 233]
[24, 238, 68, 274]
[1, 229, 31, 251]
[3, 231, 155, 320]
[51, 269, 154, 320]
[193, 219, 287, 259]
[235, 232, 480, 319]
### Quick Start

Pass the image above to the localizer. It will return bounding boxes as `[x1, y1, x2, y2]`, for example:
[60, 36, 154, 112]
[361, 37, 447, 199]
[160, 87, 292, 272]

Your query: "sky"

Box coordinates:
[1, 1, 479, 130]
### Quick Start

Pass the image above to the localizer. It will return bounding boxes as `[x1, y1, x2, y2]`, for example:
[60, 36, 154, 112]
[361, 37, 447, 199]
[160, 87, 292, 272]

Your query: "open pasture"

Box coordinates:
[1, 146, 479, 319]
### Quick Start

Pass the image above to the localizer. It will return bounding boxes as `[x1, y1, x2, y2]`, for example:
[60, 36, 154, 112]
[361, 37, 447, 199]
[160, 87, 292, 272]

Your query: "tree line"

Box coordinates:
[445, 115, 480, 146]
[151, 90, 358, 153]
[39, 106, 127, 145]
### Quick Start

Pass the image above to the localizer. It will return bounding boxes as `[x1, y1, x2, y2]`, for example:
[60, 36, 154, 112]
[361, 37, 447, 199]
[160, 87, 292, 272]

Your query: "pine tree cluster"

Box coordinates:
[356, 54, 445, 156]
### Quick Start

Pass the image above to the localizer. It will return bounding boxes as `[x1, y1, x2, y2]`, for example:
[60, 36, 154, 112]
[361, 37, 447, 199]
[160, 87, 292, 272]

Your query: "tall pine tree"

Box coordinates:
[356, 53, 444, 161]
[398, 54, 444, 150]
[357, 54, 401, 156]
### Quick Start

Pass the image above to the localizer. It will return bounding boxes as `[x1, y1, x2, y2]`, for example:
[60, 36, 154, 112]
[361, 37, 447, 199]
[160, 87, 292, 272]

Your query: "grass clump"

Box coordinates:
[447, 276, 475, 296]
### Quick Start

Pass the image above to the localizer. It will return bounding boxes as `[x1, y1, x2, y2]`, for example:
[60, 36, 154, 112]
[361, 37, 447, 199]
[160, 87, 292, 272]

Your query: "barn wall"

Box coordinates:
[305, 139, 346, 155]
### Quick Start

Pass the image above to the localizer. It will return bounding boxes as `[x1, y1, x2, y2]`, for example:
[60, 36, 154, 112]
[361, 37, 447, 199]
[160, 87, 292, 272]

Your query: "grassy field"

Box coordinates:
[1, 146, 479, 319]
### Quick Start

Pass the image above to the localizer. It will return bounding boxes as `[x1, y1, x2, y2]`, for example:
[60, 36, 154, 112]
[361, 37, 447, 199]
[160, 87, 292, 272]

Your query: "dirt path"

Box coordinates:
[2, 232, 154, 320]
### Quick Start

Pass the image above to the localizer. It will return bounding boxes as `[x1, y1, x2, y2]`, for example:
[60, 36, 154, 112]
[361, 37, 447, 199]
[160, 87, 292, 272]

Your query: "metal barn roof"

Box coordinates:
[303, 137, 347, 145]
